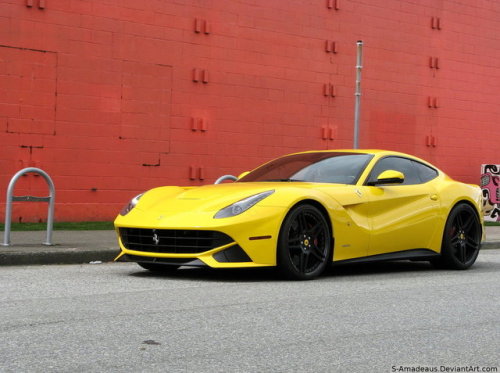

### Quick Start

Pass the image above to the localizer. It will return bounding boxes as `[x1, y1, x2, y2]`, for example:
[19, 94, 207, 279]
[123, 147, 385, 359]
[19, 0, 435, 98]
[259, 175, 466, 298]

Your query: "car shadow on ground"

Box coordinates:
[125, 260, 454, 283]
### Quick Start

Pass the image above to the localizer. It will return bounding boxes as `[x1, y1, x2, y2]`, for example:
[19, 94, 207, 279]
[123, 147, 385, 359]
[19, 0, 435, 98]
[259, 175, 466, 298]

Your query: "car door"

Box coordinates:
[363, 156, 441, 256]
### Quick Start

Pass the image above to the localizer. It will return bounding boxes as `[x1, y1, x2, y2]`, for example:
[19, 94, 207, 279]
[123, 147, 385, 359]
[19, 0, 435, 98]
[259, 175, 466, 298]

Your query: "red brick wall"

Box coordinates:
[1, 0, 499, 221]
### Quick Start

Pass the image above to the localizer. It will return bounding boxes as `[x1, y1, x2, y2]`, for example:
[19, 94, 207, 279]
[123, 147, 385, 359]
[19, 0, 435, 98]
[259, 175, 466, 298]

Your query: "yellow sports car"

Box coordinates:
[114, 150, 483, 280]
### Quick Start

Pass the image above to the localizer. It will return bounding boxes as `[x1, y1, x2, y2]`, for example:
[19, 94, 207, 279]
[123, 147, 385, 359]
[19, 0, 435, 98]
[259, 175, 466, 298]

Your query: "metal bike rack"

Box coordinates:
[214, 175, 237, 184]
[2, 168, 55, 246]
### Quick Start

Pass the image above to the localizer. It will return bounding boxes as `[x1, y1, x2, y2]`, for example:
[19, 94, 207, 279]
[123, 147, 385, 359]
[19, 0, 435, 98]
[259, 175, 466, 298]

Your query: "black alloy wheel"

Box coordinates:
[433, 203, 481, 269]
[278, 204, 332, 280]
[138, 262, 180, 273]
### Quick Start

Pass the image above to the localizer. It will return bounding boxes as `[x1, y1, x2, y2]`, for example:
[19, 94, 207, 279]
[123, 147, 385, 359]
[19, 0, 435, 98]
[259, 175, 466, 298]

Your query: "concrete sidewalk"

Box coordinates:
[0, 230, 119, 266]
[0, 227, 499, 266]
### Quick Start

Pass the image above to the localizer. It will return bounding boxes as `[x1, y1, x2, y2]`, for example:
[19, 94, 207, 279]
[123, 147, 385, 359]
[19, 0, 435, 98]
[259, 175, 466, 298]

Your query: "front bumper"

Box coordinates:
[114, 205, 286, 268]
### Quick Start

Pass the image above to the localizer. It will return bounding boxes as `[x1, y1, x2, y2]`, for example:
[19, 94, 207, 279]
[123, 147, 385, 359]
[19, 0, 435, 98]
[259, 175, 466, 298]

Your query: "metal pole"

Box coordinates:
[3, 182, 13, 247]
[44, 173, 55, 246]
[353, 40, 363, 149]
[2, 168, 56, 246]
[214, 175, 238, 184]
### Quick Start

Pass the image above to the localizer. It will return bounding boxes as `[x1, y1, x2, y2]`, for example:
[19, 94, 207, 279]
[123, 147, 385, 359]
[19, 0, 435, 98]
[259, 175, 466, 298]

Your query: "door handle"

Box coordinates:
[430, 194, 438, 201]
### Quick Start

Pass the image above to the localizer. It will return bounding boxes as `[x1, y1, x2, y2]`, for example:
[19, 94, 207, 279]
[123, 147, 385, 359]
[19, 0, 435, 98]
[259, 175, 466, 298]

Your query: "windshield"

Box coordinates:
[239, 152, 373, 184]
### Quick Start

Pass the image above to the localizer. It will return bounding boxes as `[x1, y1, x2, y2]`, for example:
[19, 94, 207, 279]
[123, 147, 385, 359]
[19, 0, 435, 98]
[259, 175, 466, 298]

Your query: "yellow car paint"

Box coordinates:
[114, 149, 484, 272]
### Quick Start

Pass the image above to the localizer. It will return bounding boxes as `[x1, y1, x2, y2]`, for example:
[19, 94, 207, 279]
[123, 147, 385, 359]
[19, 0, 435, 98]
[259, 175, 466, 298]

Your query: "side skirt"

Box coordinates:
[333, 249, 440, 266]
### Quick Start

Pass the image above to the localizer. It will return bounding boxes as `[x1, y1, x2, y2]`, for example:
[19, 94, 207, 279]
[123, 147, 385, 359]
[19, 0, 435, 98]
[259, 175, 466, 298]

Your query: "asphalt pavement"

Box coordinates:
[0, 226, 499, 266]
[1, 254, 499, 372]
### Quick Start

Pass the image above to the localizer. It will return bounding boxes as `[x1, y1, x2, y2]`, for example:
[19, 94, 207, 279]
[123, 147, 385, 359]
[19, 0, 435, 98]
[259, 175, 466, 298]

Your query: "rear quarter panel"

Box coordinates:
[432, 176, 484, 251]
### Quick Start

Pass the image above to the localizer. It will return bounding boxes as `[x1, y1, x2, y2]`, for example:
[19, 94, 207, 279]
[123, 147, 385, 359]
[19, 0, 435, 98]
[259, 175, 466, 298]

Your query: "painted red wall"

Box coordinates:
[1, 0, 499, 222]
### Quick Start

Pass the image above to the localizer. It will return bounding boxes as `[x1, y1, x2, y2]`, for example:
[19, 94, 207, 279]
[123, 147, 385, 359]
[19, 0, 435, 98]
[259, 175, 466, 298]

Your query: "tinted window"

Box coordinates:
[413, 161, 438, 182]
[367, 156, 420, 185]
[239, 152, 374, 185]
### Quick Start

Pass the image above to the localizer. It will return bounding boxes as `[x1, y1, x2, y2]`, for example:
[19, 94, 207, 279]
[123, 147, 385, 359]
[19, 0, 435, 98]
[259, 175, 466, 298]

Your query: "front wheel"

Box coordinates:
[432, 203, 481, 270]
[277, 204, 332, 280]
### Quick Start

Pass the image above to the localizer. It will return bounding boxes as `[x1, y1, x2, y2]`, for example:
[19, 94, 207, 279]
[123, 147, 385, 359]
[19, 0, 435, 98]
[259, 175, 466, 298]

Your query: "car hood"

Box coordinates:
[134, 181, 349, 214]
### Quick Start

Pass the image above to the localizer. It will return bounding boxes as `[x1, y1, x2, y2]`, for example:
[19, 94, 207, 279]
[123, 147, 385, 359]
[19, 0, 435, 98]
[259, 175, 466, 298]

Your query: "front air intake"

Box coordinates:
[119, 228, 233, 254]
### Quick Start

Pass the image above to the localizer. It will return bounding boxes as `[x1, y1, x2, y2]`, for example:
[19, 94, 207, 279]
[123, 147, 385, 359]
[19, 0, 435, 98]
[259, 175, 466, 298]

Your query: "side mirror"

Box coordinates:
[237, 171, 250, 180]
[369, 170, 405, 186]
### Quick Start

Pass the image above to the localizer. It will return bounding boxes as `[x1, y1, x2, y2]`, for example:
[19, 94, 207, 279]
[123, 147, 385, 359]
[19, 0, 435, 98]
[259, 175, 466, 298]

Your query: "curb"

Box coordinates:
[481, 241, 500, 251]
[0, 243, 498, 267]
[0, 248, 119, 266]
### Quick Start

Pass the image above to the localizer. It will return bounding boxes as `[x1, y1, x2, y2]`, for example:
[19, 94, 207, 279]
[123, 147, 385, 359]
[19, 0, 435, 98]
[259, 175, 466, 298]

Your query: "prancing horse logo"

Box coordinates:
[152, 230, 160, 245]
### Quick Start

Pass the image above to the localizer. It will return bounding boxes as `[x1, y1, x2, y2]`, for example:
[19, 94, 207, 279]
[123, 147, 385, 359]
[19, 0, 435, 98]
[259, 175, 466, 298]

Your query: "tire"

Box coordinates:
[137, 262, 180, 273]
[277, 204, 332, 280]
[432, 203, 481, 270]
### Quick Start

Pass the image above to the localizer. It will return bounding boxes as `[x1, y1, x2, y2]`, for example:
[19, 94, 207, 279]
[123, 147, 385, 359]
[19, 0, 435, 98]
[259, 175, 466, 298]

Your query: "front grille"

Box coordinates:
[119, 228, 233, 254]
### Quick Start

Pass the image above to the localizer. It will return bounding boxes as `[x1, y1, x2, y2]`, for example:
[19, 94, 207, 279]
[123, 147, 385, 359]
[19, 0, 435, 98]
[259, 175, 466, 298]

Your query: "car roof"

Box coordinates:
[288, 149, 441, 172]
[289, 149, 414, 158]
[292, 149, 400, 155]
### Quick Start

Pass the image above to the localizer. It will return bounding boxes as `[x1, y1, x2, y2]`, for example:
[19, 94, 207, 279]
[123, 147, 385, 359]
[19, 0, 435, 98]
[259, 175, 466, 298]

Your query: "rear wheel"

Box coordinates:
[432, 203, 481, 269]
[137, 262, 180, 273]
[278, 204, 332, 280]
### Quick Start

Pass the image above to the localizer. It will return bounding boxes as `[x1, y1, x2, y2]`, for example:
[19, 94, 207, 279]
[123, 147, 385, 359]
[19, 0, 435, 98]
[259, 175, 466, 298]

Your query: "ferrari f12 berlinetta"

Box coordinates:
[114, 150, 483, 280]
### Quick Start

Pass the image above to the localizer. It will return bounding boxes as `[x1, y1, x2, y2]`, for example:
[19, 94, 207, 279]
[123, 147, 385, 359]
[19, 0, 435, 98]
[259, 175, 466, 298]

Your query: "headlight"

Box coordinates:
[214, 190, 274, 219]
[119, 193, 143, 216]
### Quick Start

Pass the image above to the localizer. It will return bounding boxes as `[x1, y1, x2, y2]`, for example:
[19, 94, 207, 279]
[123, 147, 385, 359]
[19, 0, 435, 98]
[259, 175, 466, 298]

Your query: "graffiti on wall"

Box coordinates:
[481, 164, 500, 221]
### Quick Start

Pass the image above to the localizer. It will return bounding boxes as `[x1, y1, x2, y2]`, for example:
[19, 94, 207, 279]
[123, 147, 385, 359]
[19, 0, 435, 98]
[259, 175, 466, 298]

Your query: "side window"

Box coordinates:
[413, 161, 438, 183]
[367, 157, 420, 185]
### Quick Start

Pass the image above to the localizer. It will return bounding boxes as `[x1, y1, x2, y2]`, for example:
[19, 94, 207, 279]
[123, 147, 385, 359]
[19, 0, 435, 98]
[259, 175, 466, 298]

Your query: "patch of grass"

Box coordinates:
[3, 220, 498, 230]
[0, 221, 114, 231]
[485, 221, 500, 226]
